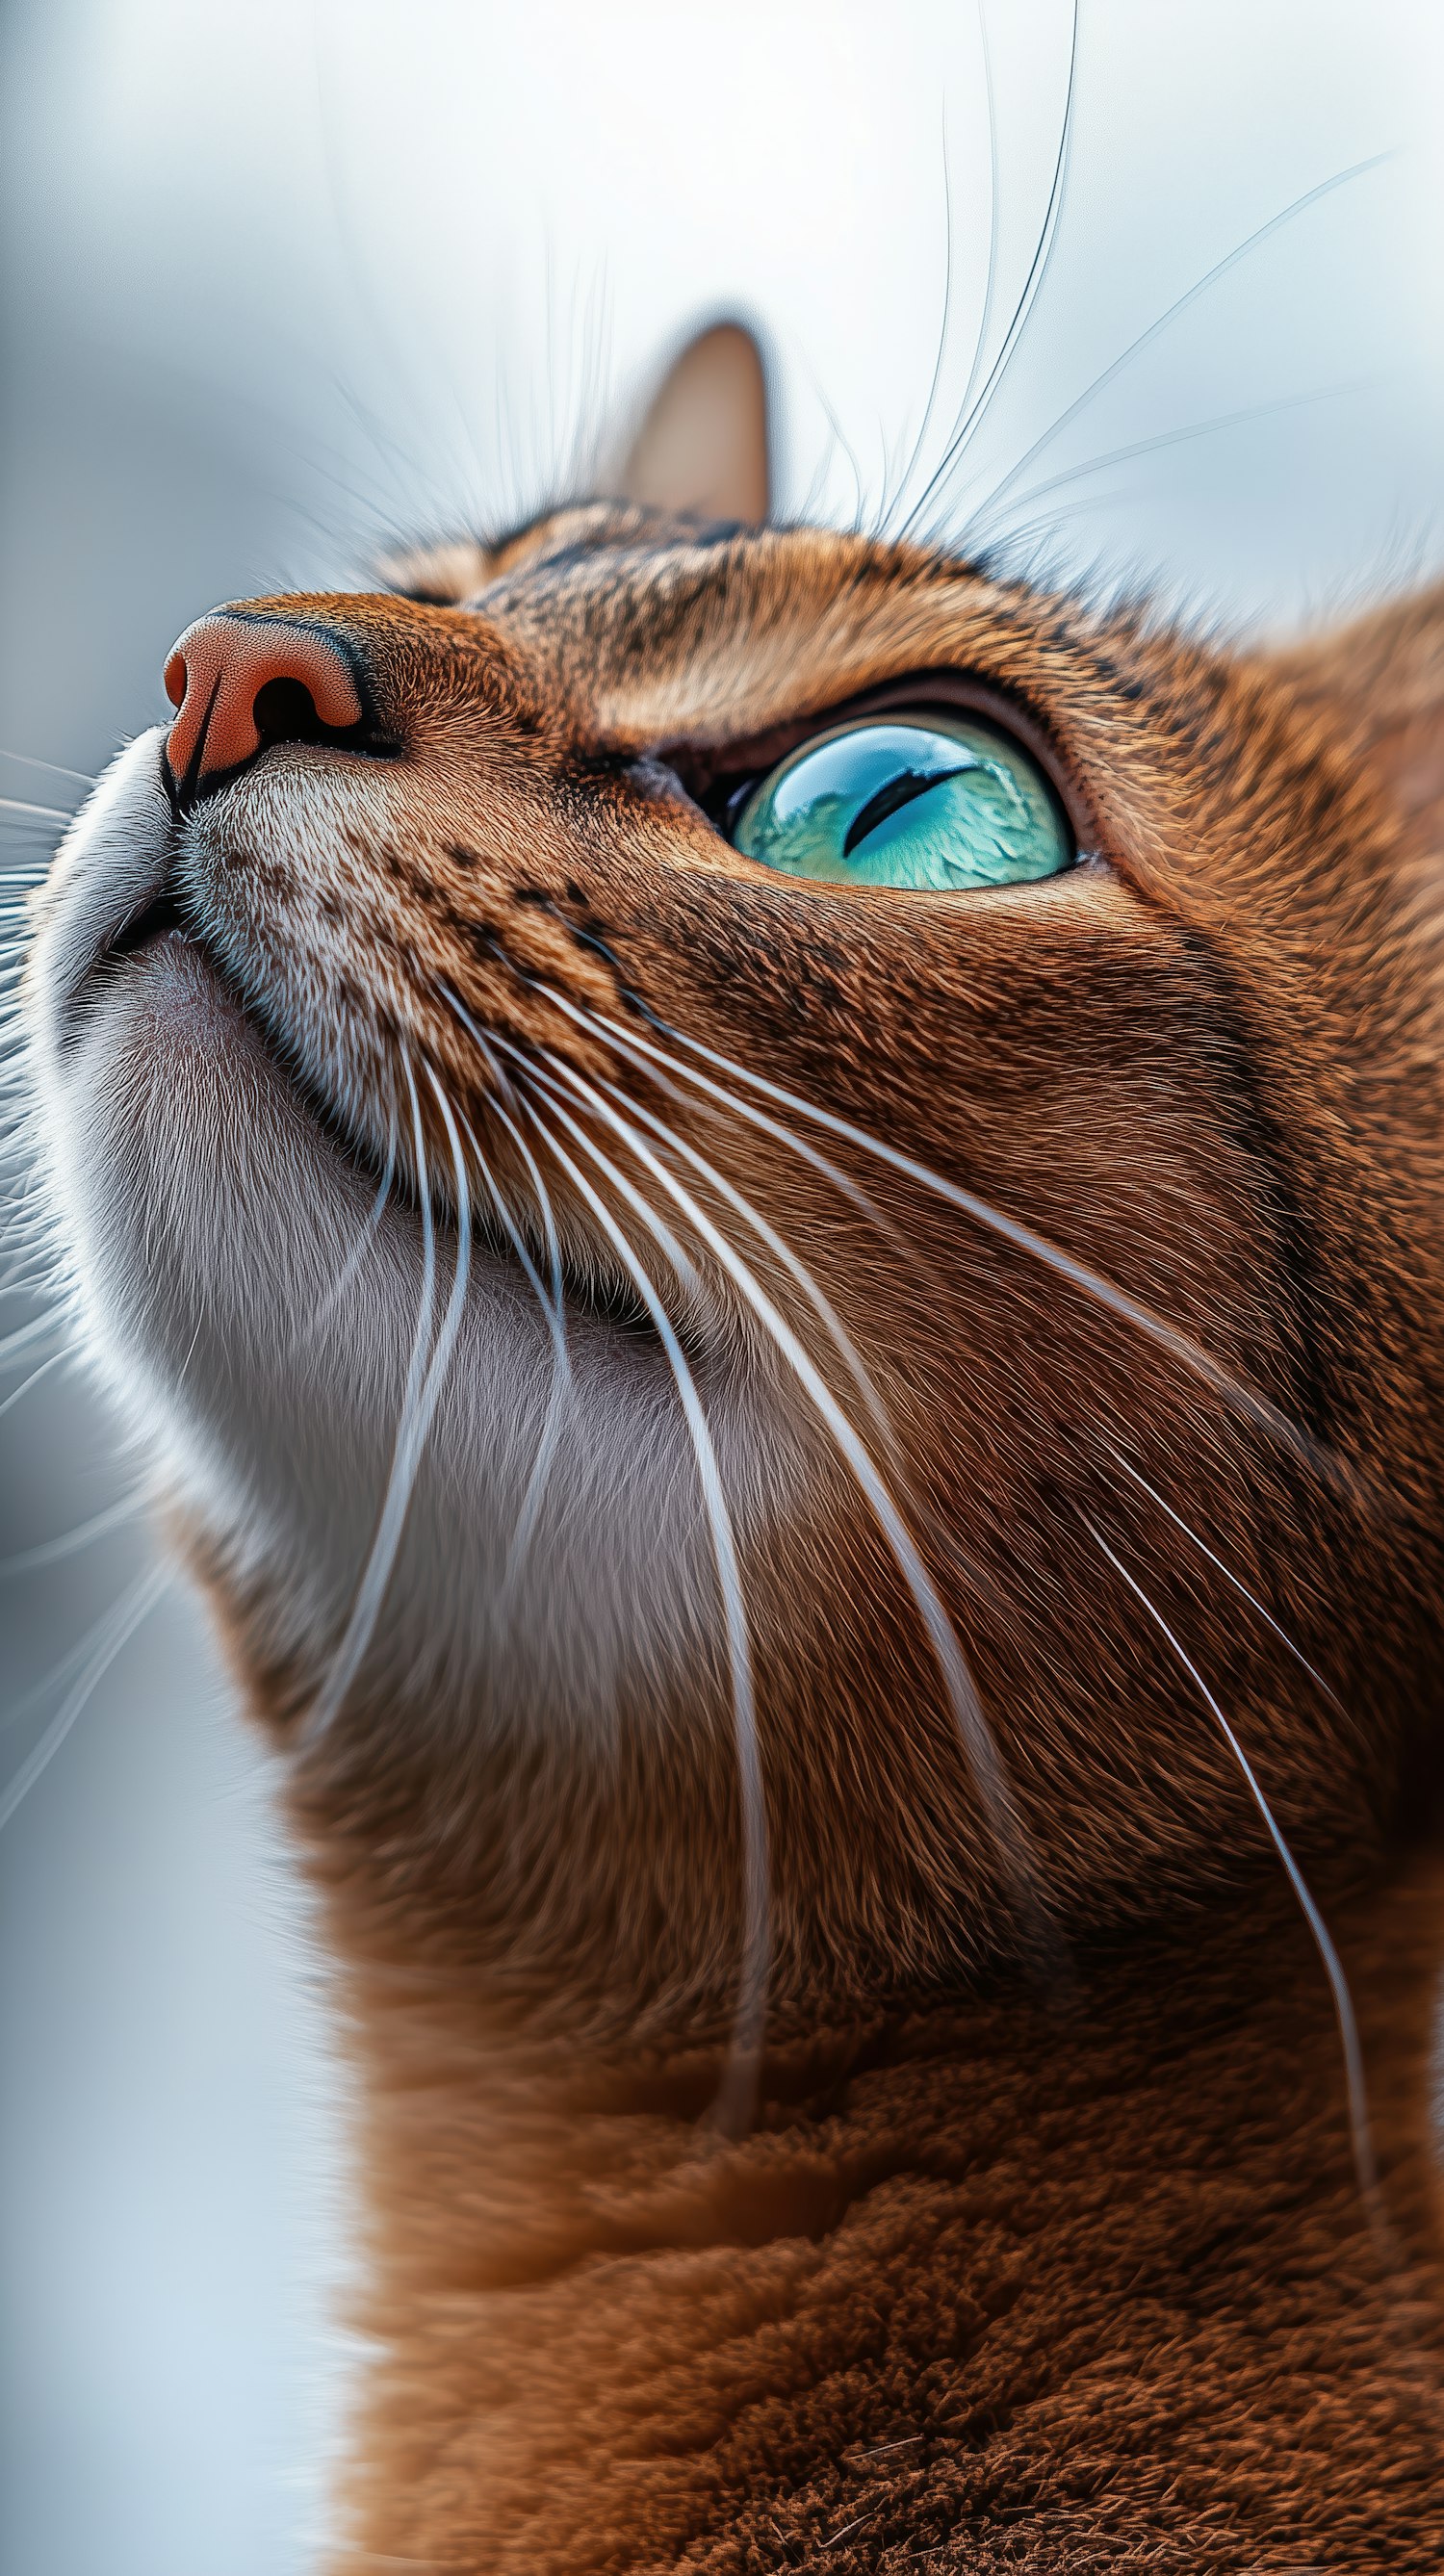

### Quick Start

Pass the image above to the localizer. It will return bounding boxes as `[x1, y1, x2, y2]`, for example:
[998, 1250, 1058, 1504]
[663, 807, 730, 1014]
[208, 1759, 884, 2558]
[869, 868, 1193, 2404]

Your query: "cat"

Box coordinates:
[22, 315, 1444, 2570]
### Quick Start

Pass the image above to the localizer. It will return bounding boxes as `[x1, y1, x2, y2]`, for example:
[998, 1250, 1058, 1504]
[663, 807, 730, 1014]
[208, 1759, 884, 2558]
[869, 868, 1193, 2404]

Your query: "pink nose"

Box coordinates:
[163, 611, 363, 802]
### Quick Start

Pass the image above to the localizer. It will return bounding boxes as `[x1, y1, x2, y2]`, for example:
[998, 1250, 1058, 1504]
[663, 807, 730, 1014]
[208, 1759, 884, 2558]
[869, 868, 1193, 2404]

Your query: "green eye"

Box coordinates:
[730, 711, 1073, 891]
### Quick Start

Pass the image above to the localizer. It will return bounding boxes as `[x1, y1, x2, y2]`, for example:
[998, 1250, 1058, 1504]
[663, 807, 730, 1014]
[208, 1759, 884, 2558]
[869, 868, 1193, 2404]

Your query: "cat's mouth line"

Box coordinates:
[104, 888, 186, 964]
[87, 867, 675, 1350]
[59, 881, 202, 1047]
[377, 1144, 666, 1347]
[245, 1005, 681, 1353]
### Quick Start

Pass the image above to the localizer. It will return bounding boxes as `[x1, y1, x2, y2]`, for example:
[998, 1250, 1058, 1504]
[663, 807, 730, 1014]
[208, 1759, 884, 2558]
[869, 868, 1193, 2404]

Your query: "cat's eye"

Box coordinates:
[729, 712, 1073, 891]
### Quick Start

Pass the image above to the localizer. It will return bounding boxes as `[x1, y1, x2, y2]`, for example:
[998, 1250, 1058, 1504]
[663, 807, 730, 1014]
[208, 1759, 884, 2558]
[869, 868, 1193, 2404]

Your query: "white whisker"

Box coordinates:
[0, 749, 97, 788]
[588, 1067, 894, 1452]
[453, 1099, 574, 1598]
[974, 155, 1387, 533]
[441, 988, 567, 1331]
[1102, 1439, 1344, 1714]
[0, 795, 74, 824]
[546, 985, 1330, 1479]
[539, 987, 946, 1310]
[437, 986, 575, 1594]
[297, 1097, 399, 1349]
[515, 1087, 768, 2132]
[3, 1573, 153, 1735]
[509, 1038, 1049, 1955]
[0, 1346, 66, 1419]
[897, 0, 1079, 541]
[0, 1308, 64, 1367]
[301, 1047, 471, 1741]
[1082, 1516, 1376, 2202]
[0, 1487, 151, 1578]
[0, 1562, 169, 1833]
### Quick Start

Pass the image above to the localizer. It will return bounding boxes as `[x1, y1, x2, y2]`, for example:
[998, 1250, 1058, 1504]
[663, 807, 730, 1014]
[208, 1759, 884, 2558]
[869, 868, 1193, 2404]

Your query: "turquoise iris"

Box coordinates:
[731, 713, 1072, 891]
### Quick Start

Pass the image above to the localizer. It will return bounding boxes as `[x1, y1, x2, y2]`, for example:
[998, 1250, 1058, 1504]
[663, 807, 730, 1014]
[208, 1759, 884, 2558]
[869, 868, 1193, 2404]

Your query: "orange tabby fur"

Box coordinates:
[27, 331, 1444, 2567]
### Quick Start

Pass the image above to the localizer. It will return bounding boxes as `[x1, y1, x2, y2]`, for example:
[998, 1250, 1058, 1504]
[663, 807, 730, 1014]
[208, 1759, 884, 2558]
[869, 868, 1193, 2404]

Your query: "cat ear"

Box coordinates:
[1274, 583, 1444, 848]
[606, 320, 771, 525]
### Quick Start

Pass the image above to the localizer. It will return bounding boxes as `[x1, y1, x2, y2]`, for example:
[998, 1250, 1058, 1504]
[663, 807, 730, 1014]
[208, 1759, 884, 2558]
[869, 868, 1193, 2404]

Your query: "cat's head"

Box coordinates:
[26, 323, 1444, 2040]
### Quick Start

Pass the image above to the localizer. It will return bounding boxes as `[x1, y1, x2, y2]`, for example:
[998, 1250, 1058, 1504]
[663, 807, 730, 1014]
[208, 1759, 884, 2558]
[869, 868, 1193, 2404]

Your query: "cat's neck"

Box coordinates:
[322, 1847, 1444, 2573]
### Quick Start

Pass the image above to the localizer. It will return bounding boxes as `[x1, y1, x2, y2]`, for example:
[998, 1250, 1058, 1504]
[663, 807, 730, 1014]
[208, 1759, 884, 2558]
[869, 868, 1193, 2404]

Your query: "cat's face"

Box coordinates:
[25, 345, 1444, 2033]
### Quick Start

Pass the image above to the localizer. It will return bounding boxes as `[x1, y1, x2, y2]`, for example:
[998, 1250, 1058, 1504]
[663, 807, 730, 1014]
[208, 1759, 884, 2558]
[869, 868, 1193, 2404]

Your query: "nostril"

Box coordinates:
[161, 609, 381, 808]
[252, 675, 331, 749]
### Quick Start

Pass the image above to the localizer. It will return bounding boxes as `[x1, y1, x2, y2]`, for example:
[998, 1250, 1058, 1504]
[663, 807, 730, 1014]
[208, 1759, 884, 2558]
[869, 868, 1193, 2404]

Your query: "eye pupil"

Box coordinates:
[840, 763, 968, 858]
[729, 712, 1072, 894]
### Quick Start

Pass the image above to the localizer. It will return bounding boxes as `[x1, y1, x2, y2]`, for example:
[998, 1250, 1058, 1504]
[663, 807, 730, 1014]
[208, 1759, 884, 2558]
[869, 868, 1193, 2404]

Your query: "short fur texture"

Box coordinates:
[23, 329, 1444, 2568]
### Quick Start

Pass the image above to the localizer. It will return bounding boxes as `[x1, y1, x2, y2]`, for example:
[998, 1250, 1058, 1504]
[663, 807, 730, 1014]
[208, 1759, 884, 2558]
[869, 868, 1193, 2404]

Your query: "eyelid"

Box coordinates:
[657, 674, 1103, 858]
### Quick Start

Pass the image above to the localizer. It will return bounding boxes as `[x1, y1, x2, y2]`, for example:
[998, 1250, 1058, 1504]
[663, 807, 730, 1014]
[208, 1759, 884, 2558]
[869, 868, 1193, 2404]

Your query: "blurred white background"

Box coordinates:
[3, 4, 1442, 2569]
